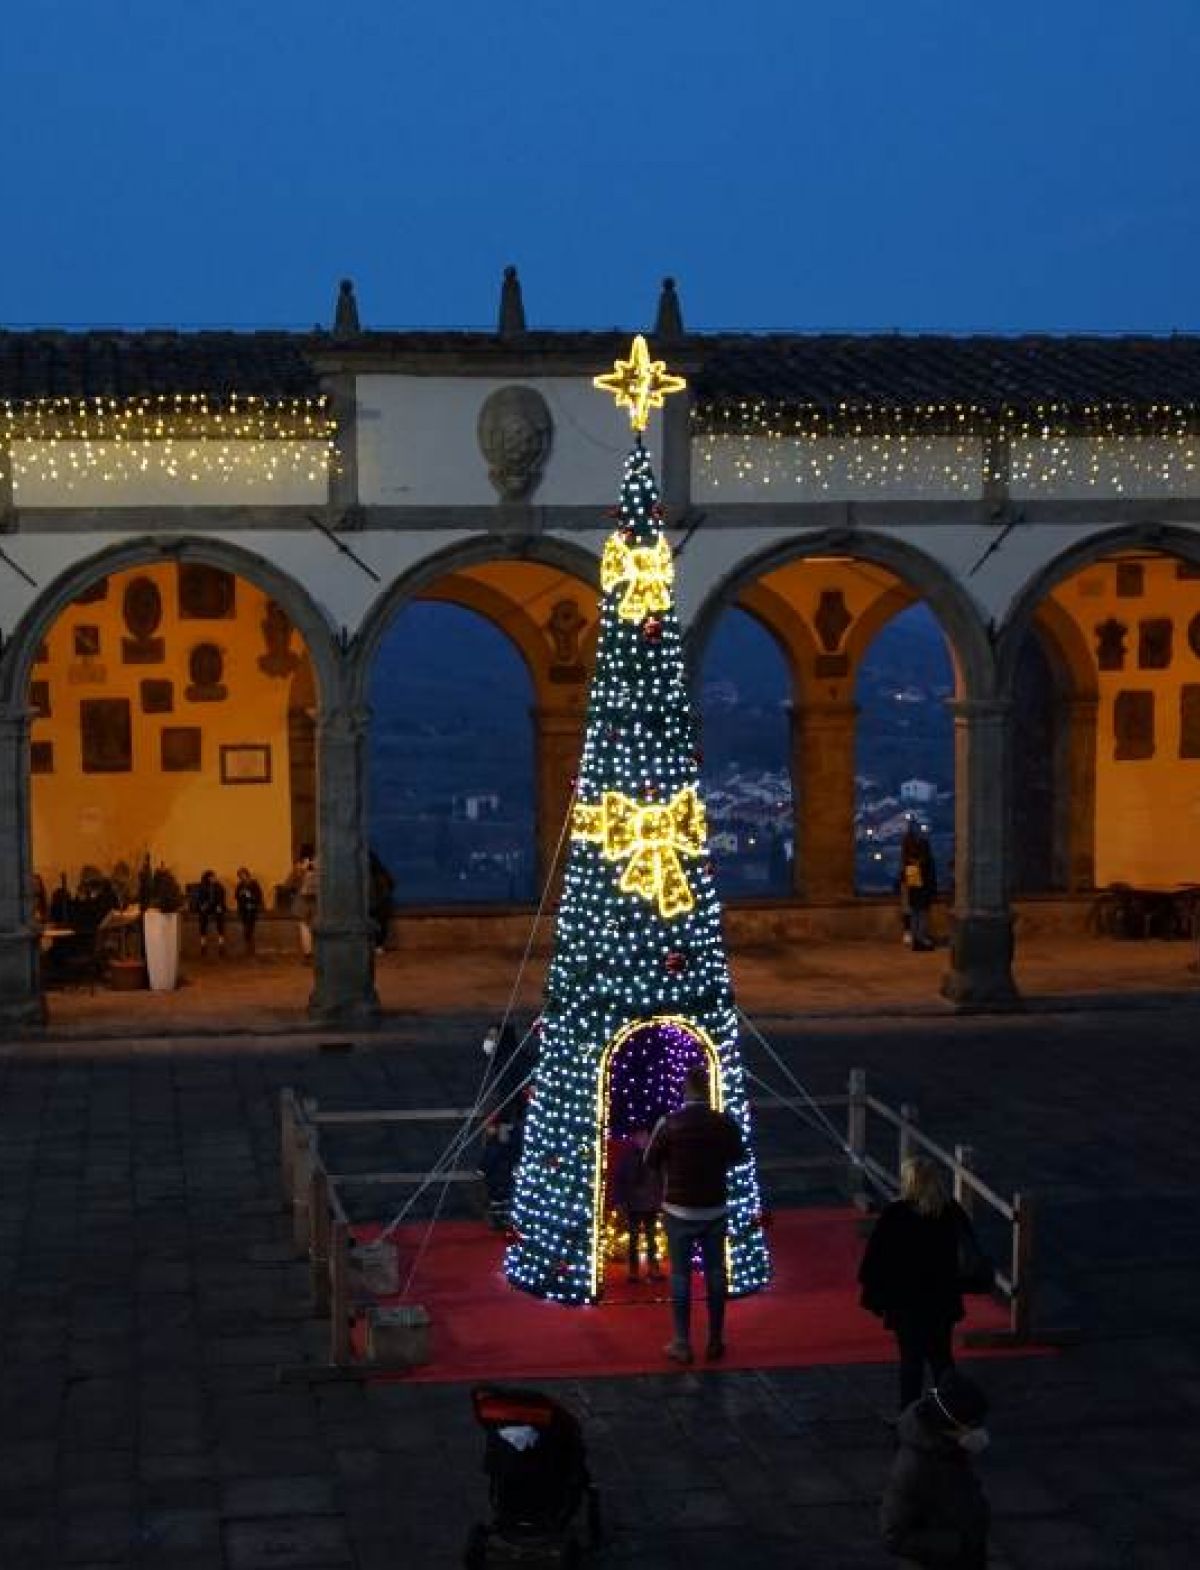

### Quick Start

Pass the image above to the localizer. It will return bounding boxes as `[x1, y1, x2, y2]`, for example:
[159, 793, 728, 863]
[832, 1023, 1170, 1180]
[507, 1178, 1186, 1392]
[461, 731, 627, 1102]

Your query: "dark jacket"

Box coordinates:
[858, 1199, 966, 1329]
[881, 1402, 989, 1568]
[612, 1141, 664, 1214]
[901, 839, 938, 912]
[235, 878, 263, 918]
[195, 878, 226, 918]
[645, 1102, 744, 1210]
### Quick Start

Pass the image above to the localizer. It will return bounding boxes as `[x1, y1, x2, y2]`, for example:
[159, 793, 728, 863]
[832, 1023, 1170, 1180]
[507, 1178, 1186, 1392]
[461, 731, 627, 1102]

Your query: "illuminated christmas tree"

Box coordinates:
[505, 337, 770, 1304]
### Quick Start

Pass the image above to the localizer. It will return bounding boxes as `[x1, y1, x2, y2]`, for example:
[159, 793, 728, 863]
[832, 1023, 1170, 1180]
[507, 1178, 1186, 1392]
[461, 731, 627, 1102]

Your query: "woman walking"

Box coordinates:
[858, 1156, 966, 1412]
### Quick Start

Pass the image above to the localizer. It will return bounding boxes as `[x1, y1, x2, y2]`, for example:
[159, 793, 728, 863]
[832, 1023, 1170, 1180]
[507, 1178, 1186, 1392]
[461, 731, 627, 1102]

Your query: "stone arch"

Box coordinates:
[995, 522, 1200, 690]
[998, 523, 1200, 900]
[0, 534, 342, 710]
[687, 528, 995, 702]
[348, 533, 602, 707]
[0, 534, 348, 1028]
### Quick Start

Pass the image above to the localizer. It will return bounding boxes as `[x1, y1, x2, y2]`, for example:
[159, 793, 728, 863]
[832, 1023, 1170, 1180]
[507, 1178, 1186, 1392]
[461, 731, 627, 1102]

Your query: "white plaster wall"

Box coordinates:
[12, 442, 331, 508]
[692, 436, 985, 503]
[1009, 437, 1200, 499]
[357, 376, 662, 507]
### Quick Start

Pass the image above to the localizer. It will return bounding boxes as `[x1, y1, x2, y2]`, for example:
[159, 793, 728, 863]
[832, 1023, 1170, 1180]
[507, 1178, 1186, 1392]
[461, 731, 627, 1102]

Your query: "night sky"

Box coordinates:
[3, 1, 1197, 333]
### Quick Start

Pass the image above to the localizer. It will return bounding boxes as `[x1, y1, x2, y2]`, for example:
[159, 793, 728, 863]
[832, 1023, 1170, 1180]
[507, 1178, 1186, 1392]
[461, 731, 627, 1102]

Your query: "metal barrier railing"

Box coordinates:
[279, 1067, 1036, 1363]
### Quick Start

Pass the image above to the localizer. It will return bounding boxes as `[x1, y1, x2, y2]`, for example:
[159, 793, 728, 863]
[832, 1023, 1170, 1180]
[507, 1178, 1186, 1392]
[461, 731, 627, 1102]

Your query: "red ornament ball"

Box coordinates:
[621, 526, 636, 544]
[692, 748, 704, 766]
[641, 617, 663, 642]
[665, 950, 688, 975]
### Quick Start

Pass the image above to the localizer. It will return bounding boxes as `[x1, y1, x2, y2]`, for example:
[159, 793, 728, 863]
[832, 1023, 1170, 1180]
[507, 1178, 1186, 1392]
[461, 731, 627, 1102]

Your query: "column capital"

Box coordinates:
[317, 704, 370, 744]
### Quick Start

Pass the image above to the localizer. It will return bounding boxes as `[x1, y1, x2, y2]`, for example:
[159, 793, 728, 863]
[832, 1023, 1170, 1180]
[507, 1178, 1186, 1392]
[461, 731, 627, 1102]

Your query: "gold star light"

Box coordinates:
[593, 334, 686, 431]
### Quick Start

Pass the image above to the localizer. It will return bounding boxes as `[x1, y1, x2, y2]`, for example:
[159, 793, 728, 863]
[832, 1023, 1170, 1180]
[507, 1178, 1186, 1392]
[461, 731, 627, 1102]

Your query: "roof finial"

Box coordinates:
[654, 276, 684, 342]
[498, 265, 526, 338]
[333, 278, 360, 340]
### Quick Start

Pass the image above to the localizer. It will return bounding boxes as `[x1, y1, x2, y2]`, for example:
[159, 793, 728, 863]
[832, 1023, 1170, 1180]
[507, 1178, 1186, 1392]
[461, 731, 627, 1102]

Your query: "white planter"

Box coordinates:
[143, 910, 181, 992]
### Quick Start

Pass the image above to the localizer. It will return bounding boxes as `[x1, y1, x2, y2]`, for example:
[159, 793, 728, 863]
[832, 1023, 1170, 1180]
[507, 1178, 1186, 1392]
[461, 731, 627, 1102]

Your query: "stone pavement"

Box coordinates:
[38, 932, 1200, 1037]
[1, 1006, 1198, 1567]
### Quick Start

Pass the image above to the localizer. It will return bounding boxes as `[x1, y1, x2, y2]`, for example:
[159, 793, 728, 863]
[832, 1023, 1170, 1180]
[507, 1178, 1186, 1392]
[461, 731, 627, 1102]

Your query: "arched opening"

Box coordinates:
[853, 602, 956, 898]
[1002, 540, 1200, 924]
[368, 601, 536, 904]
[697, 607, 793, 898]
[22, 556, 323, 1021]
[594, 1016, 717, 1299]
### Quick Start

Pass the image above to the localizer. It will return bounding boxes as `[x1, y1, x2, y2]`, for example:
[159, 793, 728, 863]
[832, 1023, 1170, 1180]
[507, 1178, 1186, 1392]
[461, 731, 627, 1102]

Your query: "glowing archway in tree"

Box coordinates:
[505, 343, 770, 1304]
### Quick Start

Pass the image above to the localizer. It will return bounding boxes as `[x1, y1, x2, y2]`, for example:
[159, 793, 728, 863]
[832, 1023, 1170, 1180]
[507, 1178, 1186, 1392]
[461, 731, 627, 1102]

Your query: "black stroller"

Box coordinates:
[464, 1385, 602, 1567]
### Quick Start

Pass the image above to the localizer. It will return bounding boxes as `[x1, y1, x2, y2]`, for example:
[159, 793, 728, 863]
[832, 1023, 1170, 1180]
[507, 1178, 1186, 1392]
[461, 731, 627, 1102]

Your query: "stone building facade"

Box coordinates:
[2, 275, 1200, 1026]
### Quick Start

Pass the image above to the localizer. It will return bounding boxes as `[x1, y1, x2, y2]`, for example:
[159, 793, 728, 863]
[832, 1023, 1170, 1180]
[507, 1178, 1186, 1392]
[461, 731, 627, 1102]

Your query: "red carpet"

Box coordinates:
[350, 1209, 1031, 1384]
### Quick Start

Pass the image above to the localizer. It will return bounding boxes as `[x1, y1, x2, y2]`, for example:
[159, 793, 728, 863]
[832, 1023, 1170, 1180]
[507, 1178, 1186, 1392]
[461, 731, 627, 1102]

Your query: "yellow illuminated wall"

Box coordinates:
[1050, 555, 1200, 888]
[29, 563, 312, 898]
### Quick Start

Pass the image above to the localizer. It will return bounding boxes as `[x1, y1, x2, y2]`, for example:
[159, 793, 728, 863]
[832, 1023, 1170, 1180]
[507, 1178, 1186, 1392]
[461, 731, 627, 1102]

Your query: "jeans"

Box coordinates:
[663, 1212, 728, 1347]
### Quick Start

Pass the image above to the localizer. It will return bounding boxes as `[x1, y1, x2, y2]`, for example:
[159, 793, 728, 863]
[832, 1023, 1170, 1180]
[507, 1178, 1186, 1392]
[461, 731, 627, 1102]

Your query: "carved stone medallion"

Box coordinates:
[122, 575, 166, 664]
[477, 385, 553, 503]
[186, 643, 227, 702]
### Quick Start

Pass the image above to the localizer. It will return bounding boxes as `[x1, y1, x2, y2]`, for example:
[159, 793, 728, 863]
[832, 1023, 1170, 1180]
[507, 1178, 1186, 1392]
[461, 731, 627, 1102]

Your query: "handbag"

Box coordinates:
[956, 1213, 997, 1295]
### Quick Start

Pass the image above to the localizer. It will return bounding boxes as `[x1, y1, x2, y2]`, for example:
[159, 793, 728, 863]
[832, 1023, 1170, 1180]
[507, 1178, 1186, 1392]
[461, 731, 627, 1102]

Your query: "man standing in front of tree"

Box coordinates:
[645, 1065, 745, 1365]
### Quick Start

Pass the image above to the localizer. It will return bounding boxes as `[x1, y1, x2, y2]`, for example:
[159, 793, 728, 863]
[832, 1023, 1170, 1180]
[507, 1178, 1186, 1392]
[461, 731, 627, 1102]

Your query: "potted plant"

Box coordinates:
[142, 865, 184, 992]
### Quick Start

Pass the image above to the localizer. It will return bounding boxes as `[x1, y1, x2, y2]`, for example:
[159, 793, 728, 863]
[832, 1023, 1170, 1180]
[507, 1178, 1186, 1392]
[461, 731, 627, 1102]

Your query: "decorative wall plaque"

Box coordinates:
[476, 385, 553, 502]
[1115, 562, 1145, 598]
[81, 698, 133, 773]
[257, 600, 301, 678]
[161, 726, 202, 772]
[220, 743, 271, 784]
[546, 598, 586, 683]
[178, 564, 235, 619]
[34, 641, 49, 665]
[74, 626, 100, 658]
[813, 588, 853, 652]
[30, 740, 54, 775]
[1137, 618, 1173, 670]
[186, 643, 227, 702]
[121, 575, 166, 664]
[1094, 619, 1128, 672]
[1189, 613, 1200, 661]
[74, 577, 108, 605]
[140, 679, 174, 714]
[1113, 690, 1154, 761]
[1181, 685, 1200, 759]
[29, 680, 51, 719]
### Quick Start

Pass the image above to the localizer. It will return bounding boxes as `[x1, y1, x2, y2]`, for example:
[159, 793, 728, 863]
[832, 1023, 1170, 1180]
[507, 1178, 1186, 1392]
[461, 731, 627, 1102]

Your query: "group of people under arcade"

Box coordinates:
[477, 1020, 992, 1568]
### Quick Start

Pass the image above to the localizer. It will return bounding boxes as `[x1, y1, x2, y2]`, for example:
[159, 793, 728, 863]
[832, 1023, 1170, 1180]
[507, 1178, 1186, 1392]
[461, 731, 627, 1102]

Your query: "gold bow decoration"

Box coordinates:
[572, 785, 707, 918]
[601, 530, 674, 623]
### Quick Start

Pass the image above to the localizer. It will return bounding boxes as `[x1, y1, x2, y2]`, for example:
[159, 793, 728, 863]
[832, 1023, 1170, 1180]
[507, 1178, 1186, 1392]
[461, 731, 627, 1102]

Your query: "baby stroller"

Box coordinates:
[463, 1385, 602, 1567]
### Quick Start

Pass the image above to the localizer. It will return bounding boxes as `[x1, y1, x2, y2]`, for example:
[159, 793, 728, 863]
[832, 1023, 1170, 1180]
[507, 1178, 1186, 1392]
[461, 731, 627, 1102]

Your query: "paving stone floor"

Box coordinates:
[1, 1005, 1198, 1567]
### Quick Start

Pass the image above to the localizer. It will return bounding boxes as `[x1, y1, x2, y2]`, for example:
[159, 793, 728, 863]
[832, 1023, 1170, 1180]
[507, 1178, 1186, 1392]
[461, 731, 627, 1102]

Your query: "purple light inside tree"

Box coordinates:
[608, 1021, 708, 1138]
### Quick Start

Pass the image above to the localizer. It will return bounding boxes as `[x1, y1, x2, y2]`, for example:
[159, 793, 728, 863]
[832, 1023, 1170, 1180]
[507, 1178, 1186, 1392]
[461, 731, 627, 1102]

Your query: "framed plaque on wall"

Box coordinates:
[219, 744, 271, 785]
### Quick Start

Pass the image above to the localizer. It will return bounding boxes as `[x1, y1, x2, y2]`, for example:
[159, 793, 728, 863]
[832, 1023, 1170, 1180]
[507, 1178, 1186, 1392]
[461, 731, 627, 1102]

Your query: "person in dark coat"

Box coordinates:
[881, 1372, 990, 1569]
[195, 870, 227, 957]
[900, 824, 938, 951]
[859, 1156, 966, 1412]
[612, 1129, 665, 1283]
[645, 1065, 745, 1365]
[234, 867, 264, 956]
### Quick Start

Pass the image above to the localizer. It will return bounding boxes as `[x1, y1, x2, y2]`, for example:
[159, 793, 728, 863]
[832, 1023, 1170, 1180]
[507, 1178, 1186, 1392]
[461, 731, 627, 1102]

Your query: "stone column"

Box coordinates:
[791, 702, 858, 901]
[1060, 697, 1098, 892]
[532, 706, 585, 897]
[0, 708, 44, 1029]
[942, 699, 1020, 1008]
[309, 704, 379, 1024]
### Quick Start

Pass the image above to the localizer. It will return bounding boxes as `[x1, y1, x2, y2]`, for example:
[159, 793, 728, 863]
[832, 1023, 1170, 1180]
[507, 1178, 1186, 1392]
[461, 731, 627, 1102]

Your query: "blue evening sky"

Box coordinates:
[2, 1, 1196, 334]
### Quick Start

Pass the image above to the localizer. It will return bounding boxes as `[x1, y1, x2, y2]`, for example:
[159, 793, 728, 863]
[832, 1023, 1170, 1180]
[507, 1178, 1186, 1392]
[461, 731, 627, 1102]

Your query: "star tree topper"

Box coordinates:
[593, 334, 686, 431]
